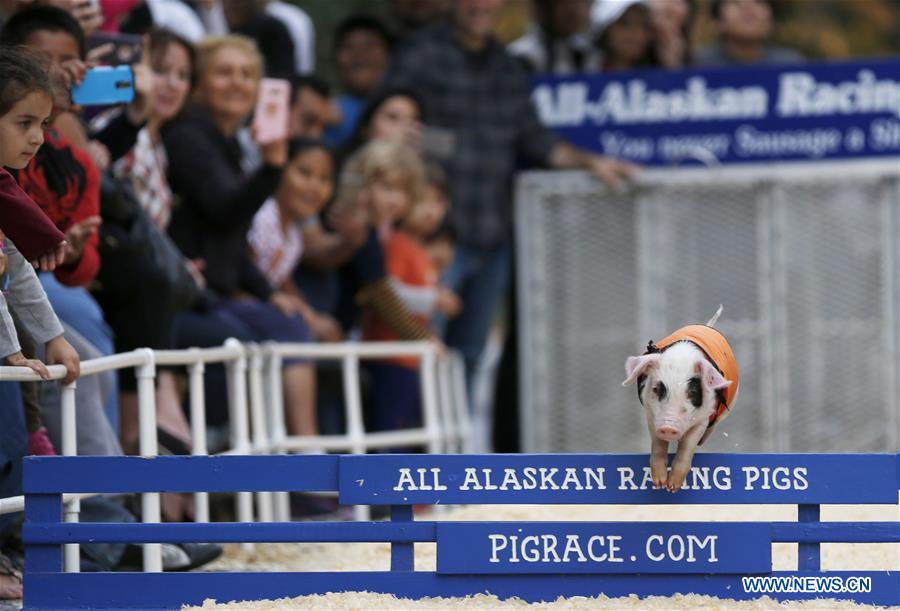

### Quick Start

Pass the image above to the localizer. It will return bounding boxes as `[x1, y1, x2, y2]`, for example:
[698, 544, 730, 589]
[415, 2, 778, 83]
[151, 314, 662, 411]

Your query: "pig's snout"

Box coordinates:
[655, 424, 683, 442]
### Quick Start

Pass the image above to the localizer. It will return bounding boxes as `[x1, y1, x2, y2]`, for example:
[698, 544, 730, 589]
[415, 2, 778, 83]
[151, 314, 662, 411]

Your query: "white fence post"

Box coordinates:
[188, 356, 209, 523]
[341, 353, 369, 521]
[225, 339, 254, 546]
[136, 348, 162, 572]
[264, 349, 290, 522]
[247, 344, 273, 522]
[420, 347, 442, 454]
[436, 356, 457, 453]
[450, 353, 474, 453]
[61, 381, 79, 573]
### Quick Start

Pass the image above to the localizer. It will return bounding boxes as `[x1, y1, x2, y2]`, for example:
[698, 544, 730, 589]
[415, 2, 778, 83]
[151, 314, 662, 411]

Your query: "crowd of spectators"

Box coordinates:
[0, 0, 804, 594]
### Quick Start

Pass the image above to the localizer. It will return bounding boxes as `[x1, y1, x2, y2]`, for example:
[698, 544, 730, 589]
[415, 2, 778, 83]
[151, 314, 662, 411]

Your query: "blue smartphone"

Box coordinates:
[71, 66, 134, 106]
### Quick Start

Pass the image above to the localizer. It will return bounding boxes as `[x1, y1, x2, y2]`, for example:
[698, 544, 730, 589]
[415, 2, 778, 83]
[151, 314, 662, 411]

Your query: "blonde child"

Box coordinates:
[349, 144, 457, 433]
[394, 161, 461, 326]
[331, 139, 433, 345]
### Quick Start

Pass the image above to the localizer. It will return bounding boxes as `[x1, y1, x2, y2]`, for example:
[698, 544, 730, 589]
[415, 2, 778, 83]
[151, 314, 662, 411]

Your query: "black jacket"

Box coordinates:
[162, 106, 281, 301]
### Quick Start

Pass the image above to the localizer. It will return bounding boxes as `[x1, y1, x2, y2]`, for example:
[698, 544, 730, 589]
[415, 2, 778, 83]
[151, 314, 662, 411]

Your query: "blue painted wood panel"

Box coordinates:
[21, 453, 900, 610]
[437, 522, 770, 574]
[23, 521, 437, 544]
[24, 454, 899, 502]
[23, 571, 900, 610]
[23, 494, 61, 574]
[23, 455, 339, 493]
[338, 453, 899, 504]
[21, 520, 899, 545]
[770, 521, 900, 542]
[391, 506, 415, 571]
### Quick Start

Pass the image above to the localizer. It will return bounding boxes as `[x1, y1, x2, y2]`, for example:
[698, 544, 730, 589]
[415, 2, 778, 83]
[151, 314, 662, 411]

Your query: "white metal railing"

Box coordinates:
[0, 339, 471, 570]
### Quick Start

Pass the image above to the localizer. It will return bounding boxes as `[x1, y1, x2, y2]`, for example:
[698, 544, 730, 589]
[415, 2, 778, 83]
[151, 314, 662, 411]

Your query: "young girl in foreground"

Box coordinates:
[0, 47, 80, 389]
[0, 45, 80, 599]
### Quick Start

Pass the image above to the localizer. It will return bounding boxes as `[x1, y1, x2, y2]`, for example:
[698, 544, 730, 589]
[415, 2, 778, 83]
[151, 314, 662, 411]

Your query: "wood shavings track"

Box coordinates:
[184, 503, 899, 610]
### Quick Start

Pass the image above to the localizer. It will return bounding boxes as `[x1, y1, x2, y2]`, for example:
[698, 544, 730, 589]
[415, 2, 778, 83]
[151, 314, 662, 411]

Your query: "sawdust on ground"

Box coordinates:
[183, 502, 899, 611]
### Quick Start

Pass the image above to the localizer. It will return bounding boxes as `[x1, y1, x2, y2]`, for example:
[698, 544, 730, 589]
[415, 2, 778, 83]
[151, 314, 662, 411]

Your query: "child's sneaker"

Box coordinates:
[27, 427, 57, 456]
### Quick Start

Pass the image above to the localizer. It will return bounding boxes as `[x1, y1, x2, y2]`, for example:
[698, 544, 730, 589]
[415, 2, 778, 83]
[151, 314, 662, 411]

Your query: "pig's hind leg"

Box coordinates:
[668, 423, 707, 492]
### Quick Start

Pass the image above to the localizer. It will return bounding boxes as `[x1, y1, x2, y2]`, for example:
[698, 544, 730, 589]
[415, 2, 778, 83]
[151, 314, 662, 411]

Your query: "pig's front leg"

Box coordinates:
[668, 422, 708, 492]
[649, 434, 669, 489]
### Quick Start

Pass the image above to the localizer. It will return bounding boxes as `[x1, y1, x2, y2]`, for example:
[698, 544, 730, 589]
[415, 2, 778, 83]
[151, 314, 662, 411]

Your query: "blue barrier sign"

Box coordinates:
[338, 453, 899, 505]
[437, 522, 770, 574]
[531, 59, 900, 166]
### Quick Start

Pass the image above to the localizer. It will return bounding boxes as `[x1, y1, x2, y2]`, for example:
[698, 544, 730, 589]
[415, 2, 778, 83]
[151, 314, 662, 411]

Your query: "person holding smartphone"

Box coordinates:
[0, 1, 154, 171]
[0, 0, 104, 37]
[163, 35, 324, 442]
[93, 27, 200, 459]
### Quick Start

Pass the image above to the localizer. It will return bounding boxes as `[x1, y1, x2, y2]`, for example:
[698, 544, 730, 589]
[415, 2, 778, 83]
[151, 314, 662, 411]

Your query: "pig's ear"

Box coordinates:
[697, 359, 732, 391]
[623, 354, 660, 386]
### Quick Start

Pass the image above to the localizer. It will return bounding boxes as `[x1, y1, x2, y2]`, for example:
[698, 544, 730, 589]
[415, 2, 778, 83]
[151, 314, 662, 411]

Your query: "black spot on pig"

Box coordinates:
[654, 381, 667, 402]
[637, 375, 647, 403]
[687, 376, 703, 407]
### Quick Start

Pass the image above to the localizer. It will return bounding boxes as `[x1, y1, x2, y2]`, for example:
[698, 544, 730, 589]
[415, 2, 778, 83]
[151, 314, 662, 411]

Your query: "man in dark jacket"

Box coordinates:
[385, 0, 637, 404]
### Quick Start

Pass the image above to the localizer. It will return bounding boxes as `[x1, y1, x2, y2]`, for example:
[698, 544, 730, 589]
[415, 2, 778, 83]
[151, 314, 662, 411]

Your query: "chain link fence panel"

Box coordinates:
[516, 162, 900, 454]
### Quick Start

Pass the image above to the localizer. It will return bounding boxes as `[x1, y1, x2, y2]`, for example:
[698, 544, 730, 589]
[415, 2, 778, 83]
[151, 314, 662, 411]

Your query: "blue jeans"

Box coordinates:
[39, 273, 118, 431]
[173, 298, 313, 427]
[0, 383, 129, 568]
[0, 383, 25, 537]
[438, 242, 512, 389]
[368, 363, 420, 432]
[38, 324, 122, 457]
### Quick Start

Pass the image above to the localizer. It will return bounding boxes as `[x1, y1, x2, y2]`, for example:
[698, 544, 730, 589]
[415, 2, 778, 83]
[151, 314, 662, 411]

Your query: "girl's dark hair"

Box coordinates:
[287, 137, 333, 164]
[595, 2, 661, 69]
[0, 46, 53, 117]
[333, 14, 393, 54]
[531, 0, 565, 72]
[338, 86, 425, 164]
[290, 74, 331, 105]
[149, 28, 197, 80]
